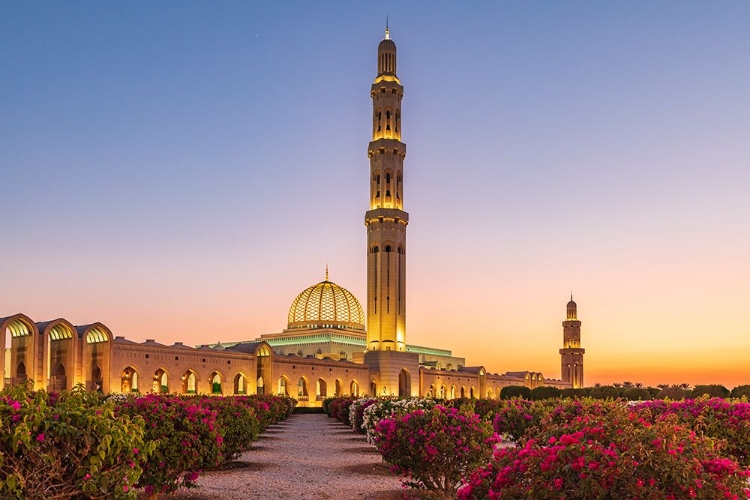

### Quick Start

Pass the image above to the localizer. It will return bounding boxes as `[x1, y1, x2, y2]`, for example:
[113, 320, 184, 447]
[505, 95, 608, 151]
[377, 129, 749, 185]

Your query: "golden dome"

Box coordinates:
[287, 279, 365, 331]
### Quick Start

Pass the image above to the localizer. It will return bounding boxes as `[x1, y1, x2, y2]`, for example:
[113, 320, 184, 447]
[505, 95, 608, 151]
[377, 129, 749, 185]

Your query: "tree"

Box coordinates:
[500, 386, 532, 400]
[622, 381, 634, 388]
[634, 382, 643, 388]
[657, 384, 669, 390]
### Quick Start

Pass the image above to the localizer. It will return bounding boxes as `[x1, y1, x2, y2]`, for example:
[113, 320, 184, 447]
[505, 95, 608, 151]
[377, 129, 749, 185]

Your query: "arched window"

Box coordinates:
[372, 245, 379, 254]
[182, 370, 196, 394]
[211, 372, 222, 394]
[316, 378, 327, 399]
[350, 380, 359, 397]
[154, 369, 168, 393]
[234, 373, 247, 395]
[278, 377, 288, 396]
[385, 245, 392, 252]
[297, 378, 308, 398]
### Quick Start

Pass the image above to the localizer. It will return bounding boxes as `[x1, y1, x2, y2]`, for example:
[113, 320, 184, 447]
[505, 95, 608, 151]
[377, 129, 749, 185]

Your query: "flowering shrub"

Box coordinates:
[329, 397, 356, 426]
[374, 404, 499, 495]
[115, 394, 223, 495]
[0, 385, 152, 499]
[193, 396, 261, 461]
[460, 403, 750, 499]
[362, 398, 436, 444]
[633, 397, 750, 466]
[235, 394, 295, 432]
[348, 397, 377, 434]
[490, 398, 545, 441]
[322, 397, 337, 416]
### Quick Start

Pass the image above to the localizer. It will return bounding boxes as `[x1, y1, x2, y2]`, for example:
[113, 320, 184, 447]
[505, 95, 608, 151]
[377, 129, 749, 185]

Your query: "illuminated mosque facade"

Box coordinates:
[1, 29, 584, 405]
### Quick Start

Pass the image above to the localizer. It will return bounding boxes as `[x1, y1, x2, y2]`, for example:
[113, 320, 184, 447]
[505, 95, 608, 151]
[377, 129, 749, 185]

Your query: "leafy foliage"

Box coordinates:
[460, 403, 750, 499]
[0, 385, 152, 499]
[374, 404, 499, 495]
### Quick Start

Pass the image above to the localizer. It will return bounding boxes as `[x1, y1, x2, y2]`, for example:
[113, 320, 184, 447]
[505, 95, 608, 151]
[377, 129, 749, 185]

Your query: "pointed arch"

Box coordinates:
[209, 370, 223, 394]
[232, 372, 248, 395]
[39, 318, 78, 391]
[1, 314, 40, 389]
[334, 378, 343, 397]
[181, 369, 198, 394]
[120, 365, 140, 393]
[350, 379, 359, 397]
[297, 376, 309, 400]
[316, 377, 328, 400]
[277, 374, 291, 396]
[77, 323, 112, 393]
[153, 367, 169, 393]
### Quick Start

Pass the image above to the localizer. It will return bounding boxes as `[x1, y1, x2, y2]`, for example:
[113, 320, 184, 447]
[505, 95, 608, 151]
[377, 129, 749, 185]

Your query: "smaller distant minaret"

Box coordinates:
[560, 296, 585, 388]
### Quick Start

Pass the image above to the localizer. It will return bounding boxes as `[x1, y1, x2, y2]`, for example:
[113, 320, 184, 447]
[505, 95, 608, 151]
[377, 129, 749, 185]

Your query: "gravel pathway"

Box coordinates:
[165, 414, 405, 500]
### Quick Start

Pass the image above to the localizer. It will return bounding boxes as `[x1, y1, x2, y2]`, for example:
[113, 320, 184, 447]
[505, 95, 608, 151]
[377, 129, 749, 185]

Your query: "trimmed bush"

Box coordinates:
[460, 403, 750, 499]
[692, 384, 730, 399]
[500, 385, 531, 400]
[115, 394, 223, 495]
[0, 385, 152, 499]
[530, 386, 562, 400]
[622, 387, 652, 401]
[731, 385, 750, 399]
[588, 385, 619, 399]
[656, 386, 690, 400]
[194, 396, 261, 461]
[374, 404, 499, 495]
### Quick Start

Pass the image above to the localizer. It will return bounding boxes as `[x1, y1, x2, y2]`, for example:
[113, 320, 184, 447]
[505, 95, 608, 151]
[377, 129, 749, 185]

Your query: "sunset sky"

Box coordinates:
[2, 2, 749, 388]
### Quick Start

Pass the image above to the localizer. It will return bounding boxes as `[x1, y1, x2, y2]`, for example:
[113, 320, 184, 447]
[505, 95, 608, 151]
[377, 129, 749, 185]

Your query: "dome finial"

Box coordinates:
[325, 263, 329, 281]
[385, 15, 390, 40]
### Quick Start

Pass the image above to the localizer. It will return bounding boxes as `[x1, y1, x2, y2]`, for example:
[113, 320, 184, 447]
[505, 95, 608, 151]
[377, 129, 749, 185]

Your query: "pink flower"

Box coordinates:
[36, 433, 45, 442]
[553, 477, 563, 490]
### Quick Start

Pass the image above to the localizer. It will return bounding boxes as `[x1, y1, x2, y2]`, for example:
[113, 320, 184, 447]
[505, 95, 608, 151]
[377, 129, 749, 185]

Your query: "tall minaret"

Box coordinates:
[365, 25, 408, 352]
[560, 296, 585, 388]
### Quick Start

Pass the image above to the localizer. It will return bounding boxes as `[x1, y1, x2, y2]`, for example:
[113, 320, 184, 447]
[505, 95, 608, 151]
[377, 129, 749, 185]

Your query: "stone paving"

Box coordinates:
[167, 413, 404, 500]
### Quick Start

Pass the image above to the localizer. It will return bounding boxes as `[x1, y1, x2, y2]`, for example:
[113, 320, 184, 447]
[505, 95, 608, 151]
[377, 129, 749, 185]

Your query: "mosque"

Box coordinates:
[1, 28, 584, 406]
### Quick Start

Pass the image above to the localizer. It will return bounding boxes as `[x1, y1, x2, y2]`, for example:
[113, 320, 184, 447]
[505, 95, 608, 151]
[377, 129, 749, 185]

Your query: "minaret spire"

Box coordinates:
[325, 264, 329, 281]
[560, 296, 585, 388]
[365, 30, 408, 351]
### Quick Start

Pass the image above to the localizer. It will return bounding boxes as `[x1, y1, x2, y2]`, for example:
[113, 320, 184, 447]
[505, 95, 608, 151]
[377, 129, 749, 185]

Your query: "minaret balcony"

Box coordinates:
[368, 139, 406, 155]
[365, 208, 409, 226]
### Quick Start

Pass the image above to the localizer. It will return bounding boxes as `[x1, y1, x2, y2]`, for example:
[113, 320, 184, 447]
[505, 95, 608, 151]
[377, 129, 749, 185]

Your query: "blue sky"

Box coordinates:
[2, 2, 749, 386]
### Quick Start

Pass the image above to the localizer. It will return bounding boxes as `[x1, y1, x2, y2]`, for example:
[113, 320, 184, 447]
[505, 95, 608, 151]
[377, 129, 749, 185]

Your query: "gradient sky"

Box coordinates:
[2, 2, 749, 388]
